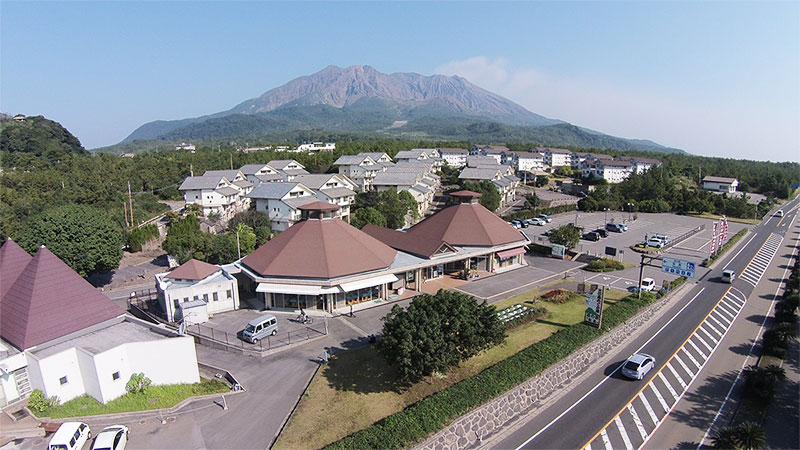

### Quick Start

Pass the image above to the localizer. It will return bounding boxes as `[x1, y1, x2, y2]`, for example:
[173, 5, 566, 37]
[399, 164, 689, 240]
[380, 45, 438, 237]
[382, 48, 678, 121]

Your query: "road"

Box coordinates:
[487, 198, 799, 450]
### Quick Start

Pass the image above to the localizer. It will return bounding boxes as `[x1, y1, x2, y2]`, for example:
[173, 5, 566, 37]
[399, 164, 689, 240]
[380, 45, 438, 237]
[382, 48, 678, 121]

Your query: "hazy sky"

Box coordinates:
[2, 2, 798, 161]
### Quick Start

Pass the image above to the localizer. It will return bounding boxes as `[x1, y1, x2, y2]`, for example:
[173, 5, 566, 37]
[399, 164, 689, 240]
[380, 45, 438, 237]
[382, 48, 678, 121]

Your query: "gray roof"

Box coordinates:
[467, 155, 500, 167]
[409, 183, 432, 194]
[239, 164, 270, 175]
[372, 172, 420, 186]
[254, 173, 284, 182]
[292, 174, 335, 189]
[703, 176, 738, 184]
[333, 155, 370, 165]
[283, 196, 319, 209]
[419, 177, 437, 187]
[215, 186, 240, 196]
[602, 160, 634, 168]
[540, 147, 572, 154]
[481, 145, 509, 154]
[378, 161, 396, 168]
[459, 167, 501, 180]
[493, 178, 511, 188]
[318, 187, 356, 198]
[247, 182, 300, 200]
[233, 180, 253, 188]
[517, 152, 545, 159]
[203, 169, 242, 181]
[282, 168, 309, 176]
[395, 150, 427, 160]
[267, 160, 304, 170]
[438, 147, 468, 154]
[179, 175, 225, 191]
[505, 175, 520, 182]
[360, 152, 391, 162]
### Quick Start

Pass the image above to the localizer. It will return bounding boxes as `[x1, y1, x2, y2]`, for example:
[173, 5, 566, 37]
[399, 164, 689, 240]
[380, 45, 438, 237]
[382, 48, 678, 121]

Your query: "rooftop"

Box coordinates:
[247, 182, 302, 200]
[32, 319, 165, 359]
[703, 176, 738, 184]
[0, 238, 32, 300]
[166, 259, 220, 281]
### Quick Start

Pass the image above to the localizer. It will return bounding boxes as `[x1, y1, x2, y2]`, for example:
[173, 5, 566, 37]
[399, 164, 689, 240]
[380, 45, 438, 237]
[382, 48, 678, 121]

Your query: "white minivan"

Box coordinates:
[49, 422, 91, 450]
[242, 314, 279, 344]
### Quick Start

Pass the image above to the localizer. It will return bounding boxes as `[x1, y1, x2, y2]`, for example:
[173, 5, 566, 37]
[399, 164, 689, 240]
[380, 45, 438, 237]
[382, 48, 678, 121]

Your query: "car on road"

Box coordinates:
[721, 269, 735, 283]
[593, 228, 608, 238]
[582, 231, 601, 241]
[776, 209, 784, 217]
[538, 214, 552, 223]
[527, 218, 546, 226]
[635, 277, 657, 292]
[621, 353, 656, 380]
[646, 238, 665, 248]
[91, 425, 129, 450]
[49, 422, 91, 450]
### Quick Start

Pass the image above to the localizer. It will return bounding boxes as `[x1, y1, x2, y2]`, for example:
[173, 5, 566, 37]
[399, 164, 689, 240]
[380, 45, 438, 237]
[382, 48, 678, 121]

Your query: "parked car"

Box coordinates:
[528, 218, 545, 226]
[636, 277, 656, 292]
[582, 231, 601, 241]
[508, 221, 520, 229]
[646, 238, 665, 248]
[593, 228, 608, 238]
[721, 269, 735, 283]
[49, 422, 91, 450]
[621, 353, 656, 380]
[651, 233, 669, 245]
[91, 425, 129, 450]
[242, 314, 279, 343]
[543, 229, 554, 236]
[538, 214, 552, 223]
[606, 222, 625, 233]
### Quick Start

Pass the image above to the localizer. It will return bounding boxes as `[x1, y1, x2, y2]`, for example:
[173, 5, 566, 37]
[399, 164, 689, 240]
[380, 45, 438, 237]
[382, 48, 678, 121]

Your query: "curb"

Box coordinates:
[270, 364, 321, 449]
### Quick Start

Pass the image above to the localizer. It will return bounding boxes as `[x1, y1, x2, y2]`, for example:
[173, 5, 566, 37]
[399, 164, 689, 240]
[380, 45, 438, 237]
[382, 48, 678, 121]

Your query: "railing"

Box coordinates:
[662, 224, 705, 252]
[187, 320, 328, 355]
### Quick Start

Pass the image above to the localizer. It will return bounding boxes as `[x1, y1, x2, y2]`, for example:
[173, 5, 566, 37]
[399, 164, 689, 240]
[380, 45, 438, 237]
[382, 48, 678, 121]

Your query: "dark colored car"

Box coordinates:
[582, 231, 600, 241]
[593, 228, 608, 238]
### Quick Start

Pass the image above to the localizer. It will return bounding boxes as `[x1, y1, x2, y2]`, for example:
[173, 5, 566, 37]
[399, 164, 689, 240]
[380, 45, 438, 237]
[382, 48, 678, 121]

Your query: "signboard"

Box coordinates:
[584, 285, 604, 328]
[577, 283, 586, 294]
[605, 246, 617, 257]
[662, 257, 696, 278]
[710, 222, 718, 255]
[551, 244, 566, 259]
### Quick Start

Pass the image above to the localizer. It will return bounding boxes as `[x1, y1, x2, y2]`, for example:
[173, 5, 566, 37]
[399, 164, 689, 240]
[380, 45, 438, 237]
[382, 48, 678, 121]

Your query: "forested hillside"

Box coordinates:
[1, 115, 88, 165]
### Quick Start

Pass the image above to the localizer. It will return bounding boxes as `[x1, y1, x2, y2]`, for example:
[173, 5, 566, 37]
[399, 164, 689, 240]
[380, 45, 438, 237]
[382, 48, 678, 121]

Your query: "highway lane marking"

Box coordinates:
[649, 383, 670, 414]
[628, 404, 648, 441]
[722, 232, 757, 271]
[600, 429, 612, 450]
[638, 394, 659, 426]
[511, 287, 706, 450]
[697, 217, 800, 449]
[614, 416, 635, 450]
[693, 334, 714, 353]
[581, 285, 750, 450]
[739, 233, 783, 287]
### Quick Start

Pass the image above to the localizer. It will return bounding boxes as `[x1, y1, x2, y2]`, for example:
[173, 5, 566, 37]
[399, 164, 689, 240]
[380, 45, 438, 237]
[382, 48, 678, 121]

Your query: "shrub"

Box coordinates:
[586, 258, 625, 272]
[28, 389, 48, 414]
[126, 373, 152, 394]
[541, 289, 572, 304]
[126, 223, 159, 252]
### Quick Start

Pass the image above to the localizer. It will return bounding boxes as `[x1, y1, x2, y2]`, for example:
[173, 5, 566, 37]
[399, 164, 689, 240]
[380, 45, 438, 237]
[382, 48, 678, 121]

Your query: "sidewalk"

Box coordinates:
[761, 335, 799, 449]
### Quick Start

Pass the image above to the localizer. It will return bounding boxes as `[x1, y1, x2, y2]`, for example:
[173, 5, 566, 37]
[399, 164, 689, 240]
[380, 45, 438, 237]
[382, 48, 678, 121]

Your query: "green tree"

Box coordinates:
[15, 204, 123, 276]
[229, 209, 270, 232]
[734, 422, 767, 450]
[125, 373, 152, 394]
[712, 426, 741, 450]
[375, 190, 416, 229]
[378, 290, 504, 381]
[162, 215, 213, 264]
[534, 175, 549, 187]
[554, 166, 574, 177]
[351, 206, 387, 229]
[462, 181, 501, 211]
[549, 224, 581, 251]
[254, 225, 271, 246]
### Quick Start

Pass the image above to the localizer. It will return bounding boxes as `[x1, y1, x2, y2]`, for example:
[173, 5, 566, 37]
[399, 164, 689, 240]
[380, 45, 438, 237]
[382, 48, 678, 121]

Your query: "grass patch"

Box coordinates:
[274, 288, 610, 450]
[690, 212, 760, 225]
[37, 379, 228, 419]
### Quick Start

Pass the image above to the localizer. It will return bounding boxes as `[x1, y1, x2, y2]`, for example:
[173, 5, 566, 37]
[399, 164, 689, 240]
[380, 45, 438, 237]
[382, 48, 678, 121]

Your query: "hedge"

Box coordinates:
[127, 223, 159, 252]
[701, 229, 748, 267]
[324, 292, 658, 450]
[586, 258, 625, 272]
[503, 203, 577, 222]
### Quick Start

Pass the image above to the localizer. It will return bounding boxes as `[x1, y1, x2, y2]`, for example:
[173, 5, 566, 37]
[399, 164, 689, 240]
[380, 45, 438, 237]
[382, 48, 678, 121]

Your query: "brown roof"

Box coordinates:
[0, 246, 124, 350]
[450, 190, 482, 199]
[0, 239, 32, 300]
[411, 201, 525, 248]
[362, 225, 456, 259]
[167, 259, 220, 281]
[298, 201, 340, 211]
[241, 218, 397, 279]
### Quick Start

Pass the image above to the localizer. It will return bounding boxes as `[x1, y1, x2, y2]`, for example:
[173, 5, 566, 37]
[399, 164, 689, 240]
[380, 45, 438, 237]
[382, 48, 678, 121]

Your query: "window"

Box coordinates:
[183, 297, 189, 303]
[213, 292, 219, 302]
[173, 298, 179, 310]
[59, 376, 68, 385]
[203, 294, 209, 302]
[194, 295, 199, 301]
[227, 290, 232, 299]
[112, 371, 120, 381]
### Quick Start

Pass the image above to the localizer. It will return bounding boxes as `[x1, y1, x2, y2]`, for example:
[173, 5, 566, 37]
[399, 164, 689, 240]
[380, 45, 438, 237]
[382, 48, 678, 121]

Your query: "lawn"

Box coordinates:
[37, 378, 228, 419]
[274, 284, 618, 450]
[690, 212, 760, 225]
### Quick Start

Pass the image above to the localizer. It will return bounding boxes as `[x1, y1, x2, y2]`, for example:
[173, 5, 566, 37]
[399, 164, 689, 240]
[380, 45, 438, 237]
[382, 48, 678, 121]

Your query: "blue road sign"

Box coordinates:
[662, 257, 696, 278]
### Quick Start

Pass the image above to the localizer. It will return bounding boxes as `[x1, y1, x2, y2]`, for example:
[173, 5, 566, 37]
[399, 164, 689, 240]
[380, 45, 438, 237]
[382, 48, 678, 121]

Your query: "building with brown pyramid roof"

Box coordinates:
[167, 259, 221, 281]
[234, 195, 529, 314]
[0, 238, 32, 300]
[0, 241, 200, 408]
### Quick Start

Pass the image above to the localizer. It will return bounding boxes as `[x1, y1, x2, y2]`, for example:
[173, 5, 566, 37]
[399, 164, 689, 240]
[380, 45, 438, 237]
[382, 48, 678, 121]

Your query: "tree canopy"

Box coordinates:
[14, 204, 123, 276]
[462, 181, 501, 211]
[549, 224, 581, 251]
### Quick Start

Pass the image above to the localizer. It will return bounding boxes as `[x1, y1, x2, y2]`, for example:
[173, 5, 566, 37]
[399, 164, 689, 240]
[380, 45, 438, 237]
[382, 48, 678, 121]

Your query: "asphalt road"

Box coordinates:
[487, 199, 799, 450]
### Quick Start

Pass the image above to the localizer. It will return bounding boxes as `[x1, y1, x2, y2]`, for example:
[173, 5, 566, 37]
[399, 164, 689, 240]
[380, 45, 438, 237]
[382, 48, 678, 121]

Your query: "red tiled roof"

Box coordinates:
[241, 217, 397, 279]
[0, 239, 32, 300]
[0, 246, 124, 350]
[449, 190, 483, 199]
[362, 225, 456, 259]
[298, 201, 340, 211]
[404, 201, 525, 247]
[167, 259, 220, 281]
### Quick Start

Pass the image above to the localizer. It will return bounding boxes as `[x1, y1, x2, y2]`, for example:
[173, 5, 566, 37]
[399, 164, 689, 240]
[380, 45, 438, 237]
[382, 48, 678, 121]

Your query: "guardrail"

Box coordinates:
[662, 224, 705, 251]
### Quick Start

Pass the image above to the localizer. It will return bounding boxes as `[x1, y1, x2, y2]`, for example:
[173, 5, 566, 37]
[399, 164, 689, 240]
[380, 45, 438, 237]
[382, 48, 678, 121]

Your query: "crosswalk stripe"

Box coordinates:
[601, 428, 612, 450]
[699, 326, 719, 344]
[658, 371, 680, 402]
[693, 333, 714, 352]
[650, 380, 671, 413]
[666, 363, 689, 389]
[586, 442, 592, 450]
[614, 416, 634, 450]
[687, 340, 707, 361]
[674, 352, 696, 376]
[639, 393, 660, 426]
[627, 404, 648, 441]
[704, 318, 724, 336]
[725, 293, 745, 307]
[717, 301, 738, 317]
[713, 307, 734, 322]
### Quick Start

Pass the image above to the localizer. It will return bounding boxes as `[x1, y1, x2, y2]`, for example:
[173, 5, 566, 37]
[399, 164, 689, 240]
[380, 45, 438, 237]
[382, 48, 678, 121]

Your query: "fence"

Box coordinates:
[187, 320, 328, 356]
[662, 224, 705, 251]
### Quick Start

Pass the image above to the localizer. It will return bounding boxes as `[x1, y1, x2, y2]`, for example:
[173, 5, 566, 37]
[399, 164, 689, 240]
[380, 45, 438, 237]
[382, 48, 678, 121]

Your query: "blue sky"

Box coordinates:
[1, 1, 797, 161]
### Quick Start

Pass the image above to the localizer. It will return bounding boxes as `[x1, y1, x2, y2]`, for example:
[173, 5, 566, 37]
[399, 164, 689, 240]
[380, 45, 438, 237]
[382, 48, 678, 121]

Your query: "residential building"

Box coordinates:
[332, 154, 389, 191]
[511, 151, 546, 174]
[467, 155, 501, 168]
[239, 163, 282, 185]
[294, 142, 335, 152]
[293, 173, 358, 221]
[175, 143, 196, 151]
[179, 173, 248, 222]
[540, 147, 572, 168]
[438, 147, 469, 168]
[0, 240, 199, 407]
[582, 159, 635, 183]
[247, 182, 319, 231]
[459, 167, 503, 183]
[629, 157, 662, 174]
[266, 160, 309, 181]
[233, 194, 529, 314]
[702, 176, 739, 193]
[394, 149, 443, 169]
[470, 145, 509, 164]
[155, 259, 240, 324]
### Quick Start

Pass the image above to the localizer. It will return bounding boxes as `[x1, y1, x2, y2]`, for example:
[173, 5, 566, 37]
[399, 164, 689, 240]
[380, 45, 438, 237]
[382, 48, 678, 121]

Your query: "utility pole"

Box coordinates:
[127, 182, 134, 227]
[230, 153, 233, 170]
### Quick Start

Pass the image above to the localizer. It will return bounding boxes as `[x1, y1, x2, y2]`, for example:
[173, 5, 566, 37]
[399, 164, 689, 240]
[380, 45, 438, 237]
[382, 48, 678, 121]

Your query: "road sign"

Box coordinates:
[662, 257, 696, 278]
[551, 244, 566, 259]
[584, 286, 604, 328]
[605, 246, 617, 256]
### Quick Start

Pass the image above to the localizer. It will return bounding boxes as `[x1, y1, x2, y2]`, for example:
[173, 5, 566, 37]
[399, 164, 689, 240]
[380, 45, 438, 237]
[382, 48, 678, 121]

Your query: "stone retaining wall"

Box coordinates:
[416, 282, 692, 450]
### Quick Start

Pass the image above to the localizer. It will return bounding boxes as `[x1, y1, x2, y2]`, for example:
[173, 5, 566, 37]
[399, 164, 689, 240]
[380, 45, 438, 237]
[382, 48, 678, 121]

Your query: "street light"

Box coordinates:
[604, 208, 609, 223]
[627, 202, 633, 221]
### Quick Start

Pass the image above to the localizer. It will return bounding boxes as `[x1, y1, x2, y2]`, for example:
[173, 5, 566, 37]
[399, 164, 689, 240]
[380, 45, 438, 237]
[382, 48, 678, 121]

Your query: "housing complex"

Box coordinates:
[0, 239, 199, 408]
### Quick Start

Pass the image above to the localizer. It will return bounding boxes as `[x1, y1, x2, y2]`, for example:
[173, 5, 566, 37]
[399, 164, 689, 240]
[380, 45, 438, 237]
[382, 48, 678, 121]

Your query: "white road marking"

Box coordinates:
[723, 233, 758, 271]
[650, 382, 671, 413]
[674, 353, 696, 377]
[698, 326, 720, 344]
[600, 429, 612, 450]
[716, 301, 738, 317]
[693, 333, 714, 353]
[658, 372, 680, 402]
[627, 404, 648, 441]
[666, 363, 689, 389]
[639, 393, 660, 426]
[686, 340, 708, 361]
[614, 416, 634, 450]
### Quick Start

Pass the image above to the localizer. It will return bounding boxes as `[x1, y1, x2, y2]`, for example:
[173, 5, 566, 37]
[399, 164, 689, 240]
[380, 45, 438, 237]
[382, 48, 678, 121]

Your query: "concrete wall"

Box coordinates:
[124, 337, 200, 386]
[28, 348, 87, 403]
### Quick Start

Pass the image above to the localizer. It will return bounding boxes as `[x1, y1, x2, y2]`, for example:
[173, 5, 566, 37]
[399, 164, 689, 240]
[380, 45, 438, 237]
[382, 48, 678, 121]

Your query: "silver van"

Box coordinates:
[606, 222, 625, 232]
[242, 314, 278, 343]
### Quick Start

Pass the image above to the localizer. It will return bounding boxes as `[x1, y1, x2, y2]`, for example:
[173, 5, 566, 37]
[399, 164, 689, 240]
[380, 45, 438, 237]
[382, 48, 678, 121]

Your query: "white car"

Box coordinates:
[91, 425, 129, 450]
[538, 214, 552, 223]
[721, 269, 735, 283]
[621, 353, 656, 380]
[528, 218, 546, 226]
[48, 422, 91, 450]
[636, 277, 656, 292]
[646, 238, 665, 248]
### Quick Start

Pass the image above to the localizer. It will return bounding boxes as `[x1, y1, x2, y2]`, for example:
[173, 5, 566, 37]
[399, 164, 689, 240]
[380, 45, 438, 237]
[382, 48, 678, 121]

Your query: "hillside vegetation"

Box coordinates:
[1, 115, 88, 165]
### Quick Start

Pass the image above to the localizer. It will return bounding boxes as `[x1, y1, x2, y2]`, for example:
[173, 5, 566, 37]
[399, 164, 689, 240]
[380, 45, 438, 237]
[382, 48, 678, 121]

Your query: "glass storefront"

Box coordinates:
[270, 292, 327, 310]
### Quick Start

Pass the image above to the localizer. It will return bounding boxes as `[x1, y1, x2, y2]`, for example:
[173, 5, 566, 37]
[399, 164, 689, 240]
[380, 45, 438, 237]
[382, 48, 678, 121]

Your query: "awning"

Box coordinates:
[339, 274, 399, 292]
[256, 283, 341, 295]
[496, 247, 526, 260]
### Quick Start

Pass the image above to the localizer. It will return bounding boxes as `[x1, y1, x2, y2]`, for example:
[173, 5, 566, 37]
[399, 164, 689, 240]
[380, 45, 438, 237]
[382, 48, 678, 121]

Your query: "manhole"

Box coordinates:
[167, 416, 176, 423]
[139, 419, 148, 425]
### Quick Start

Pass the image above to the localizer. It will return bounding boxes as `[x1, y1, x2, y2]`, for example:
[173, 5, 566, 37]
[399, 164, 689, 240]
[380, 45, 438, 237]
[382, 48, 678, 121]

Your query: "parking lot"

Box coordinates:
[523, 211, 750, 291]
[188, 309, 325, 350]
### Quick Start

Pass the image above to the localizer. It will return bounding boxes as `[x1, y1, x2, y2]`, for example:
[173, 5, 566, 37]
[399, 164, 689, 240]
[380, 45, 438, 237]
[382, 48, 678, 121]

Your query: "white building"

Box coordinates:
[155, 259, 241, 324]
[247, 182, 319, 231]
[629, 157, 662, 174]
[332, 154, 392, 192]
[175, 143, 196, 151]
[294, 142, 336, 152]
[702, 176, 739, 193]
[582, 159, 635, 183]
[541, 147, 573, 168]
[293, 174, 358, 221]
[179, 171, 252, 222]
[470, 145, 509, 164]
[0, 241, 199, 407]
[513, 152, 546, 174]
[438, 147, 469, 168]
